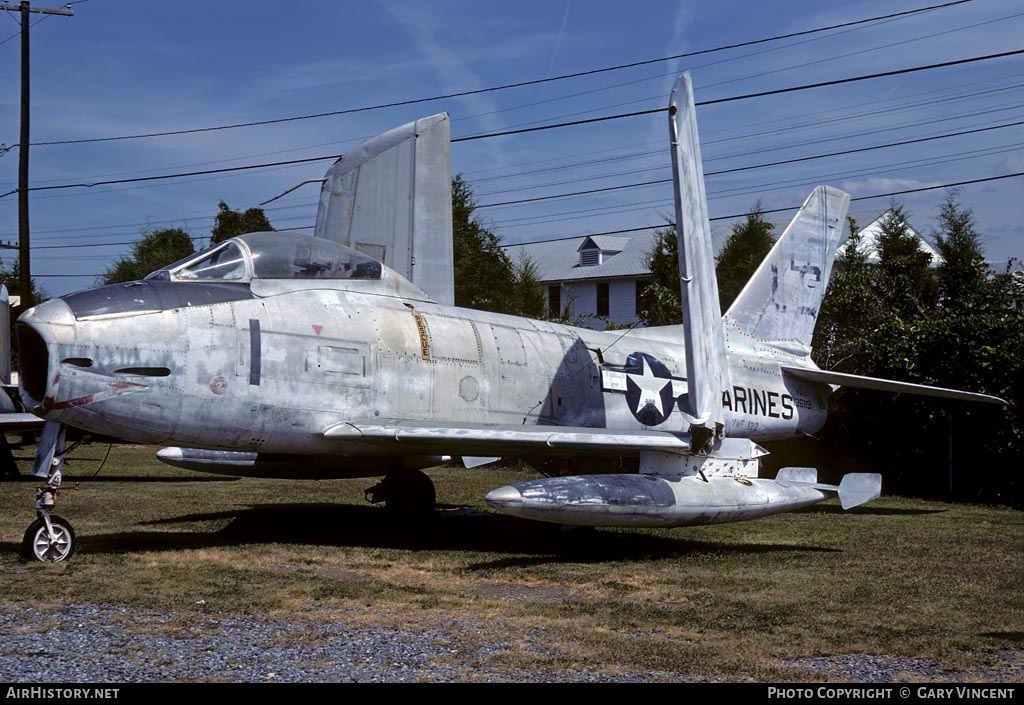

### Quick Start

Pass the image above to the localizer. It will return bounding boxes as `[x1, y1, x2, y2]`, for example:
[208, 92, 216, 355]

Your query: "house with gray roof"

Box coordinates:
[503, 231, 659, 330]
[504, 209, 943, 330]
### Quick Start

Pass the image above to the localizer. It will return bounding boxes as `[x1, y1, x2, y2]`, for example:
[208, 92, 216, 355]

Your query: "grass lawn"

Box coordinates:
[0, 438, 1020, 682]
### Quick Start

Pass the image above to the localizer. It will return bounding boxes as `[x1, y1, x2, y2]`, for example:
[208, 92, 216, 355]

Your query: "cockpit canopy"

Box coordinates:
[147, 232, 383, 283]
[57, 232, 428, 321]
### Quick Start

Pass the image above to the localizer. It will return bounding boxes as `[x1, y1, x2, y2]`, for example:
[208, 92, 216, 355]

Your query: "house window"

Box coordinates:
[548, 285, 561, 317]
[596, 282, 609, 317]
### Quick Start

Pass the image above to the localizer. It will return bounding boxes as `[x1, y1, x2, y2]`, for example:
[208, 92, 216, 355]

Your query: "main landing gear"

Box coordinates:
[21, 422, 76, 563]
[364, 469, 437, 518]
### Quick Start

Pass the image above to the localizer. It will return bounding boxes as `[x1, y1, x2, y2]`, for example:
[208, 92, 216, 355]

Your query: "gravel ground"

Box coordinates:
[0, 603, 690, 683]
[0, 603, 1019, 683]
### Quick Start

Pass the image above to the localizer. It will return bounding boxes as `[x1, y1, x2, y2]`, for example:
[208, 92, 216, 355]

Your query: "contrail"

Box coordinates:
[546, 0, 573, 78]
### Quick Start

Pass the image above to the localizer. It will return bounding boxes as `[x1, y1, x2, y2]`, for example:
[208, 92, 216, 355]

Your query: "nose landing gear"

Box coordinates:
[21, 422, 76, 563]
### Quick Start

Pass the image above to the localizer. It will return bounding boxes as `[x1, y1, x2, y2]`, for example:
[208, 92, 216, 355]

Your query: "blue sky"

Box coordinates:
[0, 0, 1021, 297]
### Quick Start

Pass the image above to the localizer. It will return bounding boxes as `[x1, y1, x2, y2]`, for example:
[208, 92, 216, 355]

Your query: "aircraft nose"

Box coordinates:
[17, 297, 76, 411]
[485, 484, 522, 508]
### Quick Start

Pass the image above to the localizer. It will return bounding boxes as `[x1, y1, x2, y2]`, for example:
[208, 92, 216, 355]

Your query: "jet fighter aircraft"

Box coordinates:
[15, 73, 1004, 562]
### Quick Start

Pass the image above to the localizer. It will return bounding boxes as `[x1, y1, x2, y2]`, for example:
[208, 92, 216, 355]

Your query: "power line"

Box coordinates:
[5, 48, 1022, 201]
[456, 7, 1024, 138]
[0, 154, 339, 199]
[454, 49, 1024, 142]
[16, 1, 976, 148]
[491, 141, 1019, 229]
[497, 172, 1024, 245]
[463, 74, 1024, 182]
[474, 121, 1023, 208]
[472, 108, 1024, 198]
[29, 171, 1023, 276]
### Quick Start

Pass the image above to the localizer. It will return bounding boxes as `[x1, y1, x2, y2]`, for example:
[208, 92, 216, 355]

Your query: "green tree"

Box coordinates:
[810, 197, 1022, 504]
[0, 259, 46, 307]
[874, 204, 938, 319]
[812, 217, 881, 373]
[715, 202, 776, 312]
[509, 251, 546, 319]
[210, 201, 273, 244]
[636, 226, 681, 326]
[99, 228, 195, 285]
[0, 260, 47, 366]
[932, 191, 987, 310]
[451, 175, 517, 313]
[637, 202, 776, 326]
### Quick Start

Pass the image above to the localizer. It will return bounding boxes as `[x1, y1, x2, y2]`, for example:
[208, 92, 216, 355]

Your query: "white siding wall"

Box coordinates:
[556, 278, 642, 330]
[563, 282, 596, 324]
[608, 279, 637, 327]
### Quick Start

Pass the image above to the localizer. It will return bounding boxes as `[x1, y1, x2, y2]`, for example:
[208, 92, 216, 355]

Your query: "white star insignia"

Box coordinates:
[627, 358, 671, 416]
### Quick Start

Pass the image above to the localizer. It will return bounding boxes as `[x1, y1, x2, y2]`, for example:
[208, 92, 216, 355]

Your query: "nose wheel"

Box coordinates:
[22, 514, 75, 563]
[21, 421, 77, 563]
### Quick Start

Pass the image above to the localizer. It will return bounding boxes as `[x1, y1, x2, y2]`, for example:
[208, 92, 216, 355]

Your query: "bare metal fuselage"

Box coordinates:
[19, 278, 829, 477]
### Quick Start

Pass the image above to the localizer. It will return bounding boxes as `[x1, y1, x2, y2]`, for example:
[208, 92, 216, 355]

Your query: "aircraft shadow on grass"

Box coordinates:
[2, 502, 840, 563]
[792, 504, 947, 516]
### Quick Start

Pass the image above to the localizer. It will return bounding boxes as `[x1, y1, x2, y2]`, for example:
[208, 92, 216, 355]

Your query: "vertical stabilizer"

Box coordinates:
[669, 73, 728, 449]
[724, 186, 850, 355]
[315, 113, 454, 305]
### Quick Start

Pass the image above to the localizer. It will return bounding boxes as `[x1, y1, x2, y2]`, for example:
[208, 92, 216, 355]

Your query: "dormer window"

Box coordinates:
[577, 235, 628, 267]
[580, 247, 602, 267]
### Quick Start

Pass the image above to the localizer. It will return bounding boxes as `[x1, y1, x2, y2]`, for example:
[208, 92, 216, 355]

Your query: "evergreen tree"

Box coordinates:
[812, 217, 881, 374]
[0, 259, 46, 306]
[509, 251, 546, 319]
[715, 202, 775, 312]
[451, 175, 516, 313]
[932, 191, 987, 309]
[637, 226, 681, 326]
[811, 197, 1021, 504]
[874, 204, 938, 319]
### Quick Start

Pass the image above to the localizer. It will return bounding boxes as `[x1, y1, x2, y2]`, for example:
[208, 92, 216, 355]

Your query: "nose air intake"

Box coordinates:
[16, 323, 48, 405]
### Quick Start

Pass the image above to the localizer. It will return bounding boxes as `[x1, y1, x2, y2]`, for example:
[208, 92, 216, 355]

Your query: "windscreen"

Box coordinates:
[241, 232, 382, 280]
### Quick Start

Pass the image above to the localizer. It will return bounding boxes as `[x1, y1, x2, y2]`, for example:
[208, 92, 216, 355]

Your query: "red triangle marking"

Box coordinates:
[312, 325, 323, 336]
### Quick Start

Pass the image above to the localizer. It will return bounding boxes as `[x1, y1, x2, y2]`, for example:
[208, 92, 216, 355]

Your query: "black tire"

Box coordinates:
[384, 470, 437, 518]
[21, 515, 76, 563]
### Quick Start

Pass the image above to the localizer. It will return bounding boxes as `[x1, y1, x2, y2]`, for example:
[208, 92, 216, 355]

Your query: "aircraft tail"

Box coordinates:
[669, 73, 728, 447]
[723, 186, 850, 356]
[315, 113, 454, 305]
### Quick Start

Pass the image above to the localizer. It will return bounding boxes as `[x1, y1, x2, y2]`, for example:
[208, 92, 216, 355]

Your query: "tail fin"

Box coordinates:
[314, 113, 454, 305]
[724, 186, 850, 356]
[669, 73, 728, 446]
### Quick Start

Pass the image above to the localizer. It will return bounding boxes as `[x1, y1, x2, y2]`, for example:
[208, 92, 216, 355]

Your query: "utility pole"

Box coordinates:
[1, 1, 74, 311]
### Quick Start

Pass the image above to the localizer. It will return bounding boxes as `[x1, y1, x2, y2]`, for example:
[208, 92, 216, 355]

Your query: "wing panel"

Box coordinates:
[325, 419, 692, 456]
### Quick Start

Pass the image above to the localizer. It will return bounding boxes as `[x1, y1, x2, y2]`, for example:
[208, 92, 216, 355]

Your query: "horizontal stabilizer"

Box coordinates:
[463, 456, 500, 468]
[774, 468, 881, 510]
[775, 467, 817, 484]
[837, 472, 882, 510]
[780, 365, 1006, 405]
